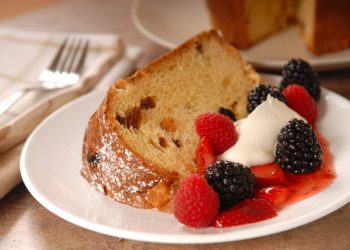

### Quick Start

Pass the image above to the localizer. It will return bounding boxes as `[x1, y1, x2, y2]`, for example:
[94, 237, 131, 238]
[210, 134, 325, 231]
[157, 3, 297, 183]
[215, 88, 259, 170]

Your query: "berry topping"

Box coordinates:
[282, 84, 318, 126]
[214, 198, 277, 227]
[281, 59, 321, 102]
[275, 119, 323, 174]
[174, 174, 220, 228]
[195, 112, 237, 155]
[218, 107, 236, 121]
[247, 84, 287, 113]
[255, 185, 290, 209]
[250, 162, 289, 187]
[204, 161, 255, 207]
[195, 137, 216, 176]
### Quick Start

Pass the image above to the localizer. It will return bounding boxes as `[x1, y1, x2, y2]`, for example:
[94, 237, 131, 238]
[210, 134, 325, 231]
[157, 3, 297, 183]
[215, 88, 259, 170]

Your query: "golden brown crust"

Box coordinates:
[124, 30, 248, 83]
[206, 0, 296, 49]
[81, 96, 177, 208]
[121, 29, 258, 92]
[206, 0, 251, 48]
[81, 30, 259, 209]
[308, 0, 350, 55]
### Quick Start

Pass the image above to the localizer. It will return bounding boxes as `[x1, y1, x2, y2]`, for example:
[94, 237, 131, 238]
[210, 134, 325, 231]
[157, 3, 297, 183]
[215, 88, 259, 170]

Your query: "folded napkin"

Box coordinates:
[0, 28, 142, 198]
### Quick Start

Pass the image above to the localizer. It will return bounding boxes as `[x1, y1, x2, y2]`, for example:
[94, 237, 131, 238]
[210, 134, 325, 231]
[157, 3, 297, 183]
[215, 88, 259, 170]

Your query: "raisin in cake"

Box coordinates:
[81, 30, 260, 210]
[206, 0, 350, 55]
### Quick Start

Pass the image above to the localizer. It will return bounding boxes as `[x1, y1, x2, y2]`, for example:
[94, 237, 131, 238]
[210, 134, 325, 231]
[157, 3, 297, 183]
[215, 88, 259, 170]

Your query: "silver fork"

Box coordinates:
[0, 37, 89, 116]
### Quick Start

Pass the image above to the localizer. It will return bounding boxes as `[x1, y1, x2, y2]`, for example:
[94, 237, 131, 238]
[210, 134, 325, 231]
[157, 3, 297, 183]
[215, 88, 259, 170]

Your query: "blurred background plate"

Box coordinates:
[131, 0, 350, 71]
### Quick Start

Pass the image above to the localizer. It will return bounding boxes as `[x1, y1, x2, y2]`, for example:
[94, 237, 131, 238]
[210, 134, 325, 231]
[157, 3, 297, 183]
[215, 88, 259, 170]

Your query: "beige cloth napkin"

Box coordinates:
[0, 28, 142, 198]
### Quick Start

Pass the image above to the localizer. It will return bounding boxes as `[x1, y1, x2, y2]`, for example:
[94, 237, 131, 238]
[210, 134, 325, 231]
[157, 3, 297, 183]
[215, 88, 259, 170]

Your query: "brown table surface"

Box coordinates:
[1, 1, 350, 249]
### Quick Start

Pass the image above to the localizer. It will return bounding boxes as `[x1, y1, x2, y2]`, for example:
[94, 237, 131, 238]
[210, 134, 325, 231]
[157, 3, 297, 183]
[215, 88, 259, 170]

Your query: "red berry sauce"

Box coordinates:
[283, 132, 336, 205]
[211, 132, 336, 227]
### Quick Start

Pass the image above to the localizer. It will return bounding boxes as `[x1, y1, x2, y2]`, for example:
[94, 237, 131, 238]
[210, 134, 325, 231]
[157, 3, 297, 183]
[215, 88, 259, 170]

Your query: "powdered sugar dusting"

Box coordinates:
[81, 108, 166, 208]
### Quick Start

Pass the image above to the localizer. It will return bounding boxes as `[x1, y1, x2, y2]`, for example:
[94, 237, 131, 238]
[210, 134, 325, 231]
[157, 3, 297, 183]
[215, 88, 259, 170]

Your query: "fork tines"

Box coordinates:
[39, 37, 89, 87]
[49, 37, 89, 74]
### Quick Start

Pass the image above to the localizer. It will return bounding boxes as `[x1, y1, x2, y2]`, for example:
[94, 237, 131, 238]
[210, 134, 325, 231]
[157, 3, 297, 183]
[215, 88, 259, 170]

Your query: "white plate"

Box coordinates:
[131, 0, 350, 71]
[21, 86, 350, 244]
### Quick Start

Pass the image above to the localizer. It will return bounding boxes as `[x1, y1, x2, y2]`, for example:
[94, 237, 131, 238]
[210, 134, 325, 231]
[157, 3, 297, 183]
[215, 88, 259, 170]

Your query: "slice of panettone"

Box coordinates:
[81, 30, 260, 210]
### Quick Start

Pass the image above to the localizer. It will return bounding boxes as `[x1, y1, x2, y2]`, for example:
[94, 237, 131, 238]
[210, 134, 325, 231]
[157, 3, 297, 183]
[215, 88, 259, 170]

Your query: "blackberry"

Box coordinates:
[281, 59, 321, 102]
[247, 84, 287, 113]
[218, 107, 236, 121]
[204, 161, 255, 207]
[275, 119, 322, 174]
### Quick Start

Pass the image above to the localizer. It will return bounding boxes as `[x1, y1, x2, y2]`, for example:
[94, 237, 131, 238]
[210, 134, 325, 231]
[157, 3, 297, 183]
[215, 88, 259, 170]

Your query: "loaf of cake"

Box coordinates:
[206, 0, 296, 49]
[81, 30, 260, 210]
[206, 0, 350, 55]
[298, 0, 350, 54]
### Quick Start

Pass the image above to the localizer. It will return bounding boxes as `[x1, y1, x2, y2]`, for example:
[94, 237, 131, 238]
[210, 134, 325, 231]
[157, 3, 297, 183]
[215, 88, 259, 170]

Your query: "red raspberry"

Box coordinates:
[282, 84, 318, 126]
[195, 112, 237, 155]
[174, 174, 220, 228]
[214, 198, 277, 227]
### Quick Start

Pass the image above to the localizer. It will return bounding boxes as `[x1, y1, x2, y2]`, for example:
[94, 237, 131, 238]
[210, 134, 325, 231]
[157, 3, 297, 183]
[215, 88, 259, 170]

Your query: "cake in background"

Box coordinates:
[206, 0, 350, 55]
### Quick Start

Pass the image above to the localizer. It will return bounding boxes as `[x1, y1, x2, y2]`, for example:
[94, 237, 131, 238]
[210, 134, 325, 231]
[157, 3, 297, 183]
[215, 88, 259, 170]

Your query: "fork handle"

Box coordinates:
[0, 89, 30, 117]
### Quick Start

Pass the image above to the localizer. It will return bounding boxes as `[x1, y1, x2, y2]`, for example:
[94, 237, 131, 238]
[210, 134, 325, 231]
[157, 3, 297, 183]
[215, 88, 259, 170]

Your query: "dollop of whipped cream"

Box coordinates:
[219, 95, 305, 166]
